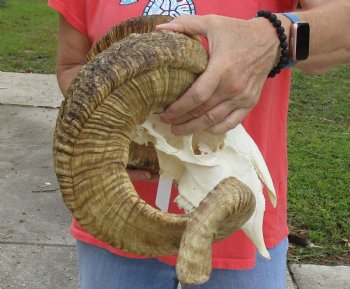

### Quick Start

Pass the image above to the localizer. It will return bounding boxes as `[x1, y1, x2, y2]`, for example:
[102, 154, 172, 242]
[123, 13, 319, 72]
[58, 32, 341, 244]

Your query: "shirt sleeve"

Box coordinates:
[48, 0, 88, 36]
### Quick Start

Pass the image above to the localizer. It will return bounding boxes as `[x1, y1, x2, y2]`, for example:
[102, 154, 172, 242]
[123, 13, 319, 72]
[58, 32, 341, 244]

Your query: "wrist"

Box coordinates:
[253, 17, 281, 63]
[280, 13, 310, 65]
[255, 10, 291, 77]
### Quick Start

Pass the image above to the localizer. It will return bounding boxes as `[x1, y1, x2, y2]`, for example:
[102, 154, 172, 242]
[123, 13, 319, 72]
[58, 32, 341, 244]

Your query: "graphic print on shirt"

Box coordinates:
[144, 0, 196, 16]
[120, 0, 196, 17]
[120, 0, 138, 4]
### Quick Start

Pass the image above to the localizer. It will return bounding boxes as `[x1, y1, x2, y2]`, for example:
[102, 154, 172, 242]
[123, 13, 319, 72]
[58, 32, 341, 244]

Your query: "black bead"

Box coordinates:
[269, 14, 277, 22]
[273, 19, 282, 28]
[256, 10, 290, 78]
[281, 49, 289, 57]
[274, 67, 281, 74]
[277, 26, 285, 35]
[263, 10, 271, 17]
[257, 10, 264, 17]
[280, 56, 289, 64]
[279, 34, 287, 41]
[280, 42, 288, 49]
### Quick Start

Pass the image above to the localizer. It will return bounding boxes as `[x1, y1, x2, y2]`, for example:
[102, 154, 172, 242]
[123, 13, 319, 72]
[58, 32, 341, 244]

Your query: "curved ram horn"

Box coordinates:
[86, 15, 174, 62]
[53, 16, 256, 285]
[176, 177, 256, 285]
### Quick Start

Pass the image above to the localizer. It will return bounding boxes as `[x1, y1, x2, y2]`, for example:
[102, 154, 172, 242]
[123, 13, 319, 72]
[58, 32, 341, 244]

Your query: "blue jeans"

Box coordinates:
[77, 238, 288, 289]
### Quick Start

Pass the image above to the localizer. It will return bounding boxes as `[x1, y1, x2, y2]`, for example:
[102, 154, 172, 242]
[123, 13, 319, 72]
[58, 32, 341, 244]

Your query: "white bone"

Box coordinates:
[134, 114, 277, 259]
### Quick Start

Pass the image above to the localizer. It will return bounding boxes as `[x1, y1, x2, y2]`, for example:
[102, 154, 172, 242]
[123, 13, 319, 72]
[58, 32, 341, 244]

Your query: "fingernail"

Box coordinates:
[160, 112, 169, 118]
[160, 110, 174, 119]
[155, 24, 168, 30]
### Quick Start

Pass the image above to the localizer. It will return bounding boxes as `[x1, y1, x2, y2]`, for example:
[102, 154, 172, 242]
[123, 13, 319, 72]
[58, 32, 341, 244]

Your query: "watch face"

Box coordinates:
[296, 23, 310, 60]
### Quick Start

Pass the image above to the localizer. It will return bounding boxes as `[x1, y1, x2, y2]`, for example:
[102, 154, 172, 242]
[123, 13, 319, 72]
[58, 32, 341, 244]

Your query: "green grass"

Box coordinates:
[1, 0, 349, 266]
[0, 0, 58, 73]
[288, 66, 350, 265]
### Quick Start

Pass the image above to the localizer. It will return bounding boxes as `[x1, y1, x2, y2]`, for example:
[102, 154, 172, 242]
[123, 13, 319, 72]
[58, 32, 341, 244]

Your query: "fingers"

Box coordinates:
[206, 108, 251, 135]
[155, 15, 208, 36]
[160, 61, 221, 123]
[169, 99, 234, 134]
[170, 102, 251, 136]
[156, 15, 268, 135]
[162, 76, 260, 135]
[157, 15, 218, 122]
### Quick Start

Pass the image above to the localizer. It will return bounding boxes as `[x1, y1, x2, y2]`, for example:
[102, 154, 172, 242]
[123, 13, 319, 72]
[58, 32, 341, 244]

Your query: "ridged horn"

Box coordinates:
[176, 177, 256, 285]
[53, 16, 256, 285]
[86, 15, 175, 63]
[53, 19, 208, 256]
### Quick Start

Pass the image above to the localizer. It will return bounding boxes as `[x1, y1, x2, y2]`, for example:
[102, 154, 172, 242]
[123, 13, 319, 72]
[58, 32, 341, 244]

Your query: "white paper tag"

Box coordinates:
[155, 177, 173, 212]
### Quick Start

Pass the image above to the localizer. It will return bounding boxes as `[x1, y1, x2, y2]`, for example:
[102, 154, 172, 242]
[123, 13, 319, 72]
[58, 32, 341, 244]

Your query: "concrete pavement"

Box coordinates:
[0, 71, 349, 289]
[0, 72, 78, 289]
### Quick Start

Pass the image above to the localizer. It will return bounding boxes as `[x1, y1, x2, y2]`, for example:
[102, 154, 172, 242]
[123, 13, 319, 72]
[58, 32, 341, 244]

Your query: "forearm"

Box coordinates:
[56, 15, 91, 97]
[288, 1, 350, 74]
[57, 64, 84, 96]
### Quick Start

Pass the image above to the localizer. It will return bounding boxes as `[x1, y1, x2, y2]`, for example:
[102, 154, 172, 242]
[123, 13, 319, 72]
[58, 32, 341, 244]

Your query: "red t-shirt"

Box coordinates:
[49, 0, 297, 270]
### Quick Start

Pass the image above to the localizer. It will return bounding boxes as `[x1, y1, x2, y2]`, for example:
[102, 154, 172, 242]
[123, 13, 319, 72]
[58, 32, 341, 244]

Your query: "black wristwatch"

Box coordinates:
[282, 13, 310, 67]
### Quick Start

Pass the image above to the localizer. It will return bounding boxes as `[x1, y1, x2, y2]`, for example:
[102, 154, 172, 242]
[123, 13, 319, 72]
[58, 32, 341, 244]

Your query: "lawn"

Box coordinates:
[288, 66, 350, 265]
[0, 0, 58, 73]
[0, 0, 349, 265]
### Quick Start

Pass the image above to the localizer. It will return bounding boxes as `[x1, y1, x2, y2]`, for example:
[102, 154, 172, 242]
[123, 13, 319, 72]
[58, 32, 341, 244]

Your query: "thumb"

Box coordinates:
[155, 15, 208, 37]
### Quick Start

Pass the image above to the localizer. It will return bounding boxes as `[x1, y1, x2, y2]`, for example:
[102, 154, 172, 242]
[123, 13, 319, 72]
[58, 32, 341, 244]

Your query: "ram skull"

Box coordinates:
[53, 15, 276, 285]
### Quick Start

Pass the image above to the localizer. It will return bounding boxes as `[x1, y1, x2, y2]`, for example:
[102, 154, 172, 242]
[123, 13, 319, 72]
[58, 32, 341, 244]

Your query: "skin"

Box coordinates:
[56, 0, 350, 180]
[156, 0, 350, 135]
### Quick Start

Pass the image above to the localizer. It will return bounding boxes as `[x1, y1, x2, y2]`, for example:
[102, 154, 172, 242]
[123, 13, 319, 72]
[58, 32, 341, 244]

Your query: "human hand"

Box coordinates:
[156, 15, 281, 135]
[127, 169, 159, 182]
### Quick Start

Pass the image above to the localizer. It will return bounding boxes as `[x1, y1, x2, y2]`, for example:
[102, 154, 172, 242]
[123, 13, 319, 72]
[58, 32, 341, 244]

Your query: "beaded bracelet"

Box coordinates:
[256, 10, 289, 78]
